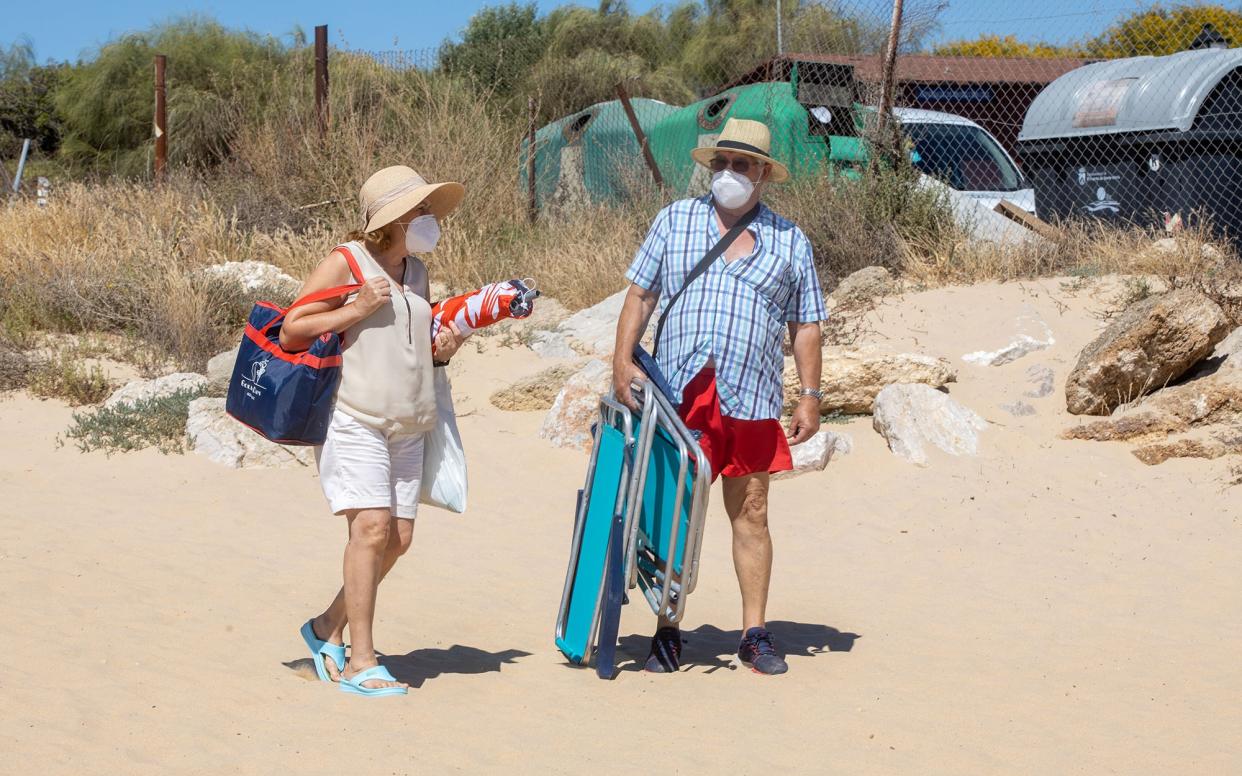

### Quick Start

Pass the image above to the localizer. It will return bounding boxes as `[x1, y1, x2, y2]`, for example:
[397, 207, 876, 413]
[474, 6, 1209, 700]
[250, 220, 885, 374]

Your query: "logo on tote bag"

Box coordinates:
[240, 357, 271, 399]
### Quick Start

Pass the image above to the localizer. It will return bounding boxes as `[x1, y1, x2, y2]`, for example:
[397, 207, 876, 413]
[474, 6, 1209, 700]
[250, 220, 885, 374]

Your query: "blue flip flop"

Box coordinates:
[338, 664, 408, 697]
[300, 620, 346, 683]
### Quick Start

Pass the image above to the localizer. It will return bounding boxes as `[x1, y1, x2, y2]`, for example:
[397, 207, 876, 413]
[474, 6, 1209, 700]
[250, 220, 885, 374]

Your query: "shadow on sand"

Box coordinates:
[616, 620, 860, 674]
[285, 645, 531, 688]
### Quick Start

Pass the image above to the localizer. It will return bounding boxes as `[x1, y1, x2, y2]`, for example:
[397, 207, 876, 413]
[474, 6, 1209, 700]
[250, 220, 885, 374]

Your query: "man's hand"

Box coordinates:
[786, 395, 820, 445]
[613, 357, 647, 412]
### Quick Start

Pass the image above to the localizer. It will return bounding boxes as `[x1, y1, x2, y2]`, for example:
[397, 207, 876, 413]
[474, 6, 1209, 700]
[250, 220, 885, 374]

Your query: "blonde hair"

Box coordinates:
[344, 226, 392, 252]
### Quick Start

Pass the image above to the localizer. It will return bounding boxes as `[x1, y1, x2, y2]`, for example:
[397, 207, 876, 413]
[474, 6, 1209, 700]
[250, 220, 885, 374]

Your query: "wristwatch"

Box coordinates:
[433, 360, 451, 368]
[799, 387, 824, 402]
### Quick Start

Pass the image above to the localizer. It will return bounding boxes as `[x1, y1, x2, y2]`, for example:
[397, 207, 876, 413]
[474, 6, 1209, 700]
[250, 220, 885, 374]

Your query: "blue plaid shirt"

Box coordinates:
[626, 196, 827, 421]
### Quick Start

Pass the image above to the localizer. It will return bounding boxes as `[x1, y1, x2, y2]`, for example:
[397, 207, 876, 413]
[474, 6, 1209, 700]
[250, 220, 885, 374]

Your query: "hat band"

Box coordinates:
[364, 178, 426, 223]
[716, 139, 769, 158]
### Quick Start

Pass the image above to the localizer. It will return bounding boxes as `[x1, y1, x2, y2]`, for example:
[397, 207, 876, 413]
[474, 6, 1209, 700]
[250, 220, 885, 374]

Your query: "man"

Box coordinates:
[612, 118, 826, 676]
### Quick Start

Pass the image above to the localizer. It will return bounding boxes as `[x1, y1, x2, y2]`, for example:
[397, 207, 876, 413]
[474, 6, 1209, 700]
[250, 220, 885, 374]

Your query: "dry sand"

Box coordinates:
[1, 279, 1239, 774]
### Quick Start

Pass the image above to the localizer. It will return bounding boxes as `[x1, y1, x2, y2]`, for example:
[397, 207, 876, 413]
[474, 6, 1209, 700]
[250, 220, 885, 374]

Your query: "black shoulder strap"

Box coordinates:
[653, 203, 760, 355]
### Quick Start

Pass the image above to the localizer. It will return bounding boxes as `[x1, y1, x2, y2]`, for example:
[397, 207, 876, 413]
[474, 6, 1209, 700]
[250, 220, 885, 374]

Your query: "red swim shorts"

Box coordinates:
[678, 369, 793, 481]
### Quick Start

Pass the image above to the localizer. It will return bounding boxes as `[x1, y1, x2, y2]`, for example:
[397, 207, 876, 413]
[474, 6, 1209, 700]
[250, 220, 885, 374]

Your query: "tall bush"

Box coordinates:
[55, 17, 290, 176]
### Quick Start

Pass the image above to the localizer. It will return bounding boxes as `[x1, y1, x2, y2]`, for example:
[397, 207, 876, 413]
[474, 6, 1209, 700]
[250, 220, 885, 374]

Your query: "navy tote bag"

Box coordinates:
[226, 247, 363, 445]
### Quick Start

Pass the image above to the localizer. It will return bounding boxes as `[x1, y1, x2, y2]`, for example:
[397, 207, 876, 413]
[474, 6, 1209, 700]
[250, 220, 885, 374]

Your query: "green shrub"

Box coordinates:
[62, 386, 205, 454]
[27, 351, 114, 405]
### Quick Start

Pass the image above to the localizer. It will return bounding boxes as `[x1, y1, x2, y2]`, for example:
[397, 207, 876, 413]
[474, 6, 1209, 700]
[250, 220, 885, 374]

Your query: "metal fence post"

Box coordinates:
[154, 54, 167, 181]
[616, 81, 665, 192]
[315, 25, 330, 138]
[527, 96, 538, 224]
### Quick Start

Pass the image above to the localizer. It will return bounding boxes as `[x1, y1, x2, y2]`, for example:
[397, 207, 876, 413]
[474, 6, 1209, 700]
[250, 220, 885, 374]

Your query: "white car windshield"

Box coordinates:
[904, 122, 1025, 193]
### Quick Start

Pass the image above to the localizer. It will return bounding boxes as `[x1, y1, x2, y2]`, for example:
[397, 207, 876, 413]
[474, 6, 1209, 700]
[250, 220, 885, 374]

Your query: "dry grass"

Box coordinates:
[2, 58, 1240, 376]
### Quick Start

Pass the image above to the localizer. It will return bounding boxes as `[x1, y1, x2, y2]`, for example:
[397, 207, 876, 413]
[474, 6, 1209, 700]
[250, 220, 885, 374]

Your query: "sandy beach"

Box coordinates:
[2, 279, 1240, 775]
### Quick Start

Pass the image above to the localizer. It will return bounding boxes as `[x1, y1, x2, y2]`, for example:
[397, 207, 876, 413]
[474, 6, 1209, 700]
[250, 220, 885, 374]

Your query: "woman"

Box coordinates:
[281, 165, 466, 697]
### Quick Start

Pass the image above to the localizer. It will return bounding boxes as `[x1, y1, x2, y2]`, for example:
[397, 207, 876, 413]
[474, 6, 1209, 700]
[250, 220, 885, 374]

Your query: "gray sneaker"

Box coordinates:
[738, 627, 788, 675]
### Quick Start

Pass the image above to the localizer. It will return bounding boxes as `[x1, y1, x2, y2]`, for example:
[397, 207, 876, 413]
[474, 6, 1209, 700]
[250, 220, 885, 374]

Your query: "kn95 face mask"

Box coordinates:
[711, 169, 755, 209]
[404, 214, 440, 253]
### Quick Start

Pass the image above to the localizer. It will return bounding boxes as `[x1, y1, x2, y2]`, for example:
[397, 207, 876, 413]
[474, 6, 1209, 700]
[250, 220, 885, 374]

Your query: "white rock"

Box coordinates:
[962, 318, 1054, 367]
[206, 349, 237, 395]
[1024, 365, 1056, 398]
[1000, 401, 1037, 417]
[1212, 326, 1242, 371]
[199, 261, 299, 295]
[530, 330, 580, 359]
[539, 359, 612, 449]
[186, 397, 313, 468]
[872, 384, 987, 466]
[772, 430, 853, 480]
[104, 372, 209, 409]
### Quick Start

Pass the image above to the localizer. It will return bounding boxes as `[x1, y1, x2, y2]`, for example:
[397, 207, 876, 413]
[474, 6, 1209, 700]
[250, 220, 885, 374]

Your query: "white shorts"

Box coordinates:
[315, 409, 425, 519]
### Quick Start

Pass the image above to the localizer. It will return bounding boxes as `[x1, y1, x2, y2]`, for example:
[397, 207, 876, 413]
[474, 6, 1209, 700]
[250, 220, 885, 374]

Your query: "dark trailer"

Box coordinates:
[1017, 47, 1242, 244]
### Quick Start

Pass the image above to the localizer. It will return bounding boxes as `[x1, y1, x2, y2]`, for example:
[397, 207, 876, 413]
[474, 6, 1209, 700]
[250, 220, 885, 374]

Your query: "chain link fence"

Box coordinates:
[349, 2, 1242, 248]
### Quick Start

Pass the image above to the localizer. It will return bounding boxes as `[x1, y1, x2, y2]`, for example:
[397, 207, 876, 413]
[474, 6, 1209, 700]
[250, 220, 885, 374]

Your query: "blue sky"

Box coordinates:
[9, 0, 1141, 64]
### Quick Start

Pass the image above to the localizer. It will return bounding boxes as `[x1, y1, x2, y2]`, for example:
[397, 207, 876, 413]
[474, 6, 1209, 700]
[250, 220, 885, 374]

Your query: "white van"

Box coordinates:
[894, 107, 1036, 214]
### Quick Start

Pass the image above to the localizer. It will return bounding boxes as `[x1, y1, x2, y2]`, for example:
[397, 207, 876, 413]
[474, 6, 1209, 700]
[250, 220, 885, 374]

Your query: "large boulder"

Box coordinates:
[537, 289, 656, 358]
[784, 347, 957, 415]
[1063, 369, 1242, 443]
[772, 430, 853, 480]
[205, 349, 237, 396]
[491, 362, 587, 412]
[830, 266, 892, 306]
[1065, 289, 1230, 415]
[186, 397, 313, 468]
[539, 360, 612, 450]
[872, 383, 987, 466]
[557, 289, 628, 356]
[104, 372, 208, 409]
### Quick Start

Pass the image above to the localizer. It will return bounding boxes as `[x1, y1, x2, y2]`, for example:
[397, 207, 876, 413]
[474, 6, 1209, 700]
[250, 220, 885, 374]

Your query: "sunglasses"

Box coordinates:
[709, 155, 762, 174]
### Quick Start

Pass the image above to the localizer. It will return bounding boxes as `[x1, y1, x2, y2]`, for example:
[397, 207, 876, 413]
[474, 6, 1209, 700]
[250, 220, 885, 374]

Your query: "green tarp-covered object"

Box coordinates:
[521, 98, 679, 209]
[522, 81, 868, 210]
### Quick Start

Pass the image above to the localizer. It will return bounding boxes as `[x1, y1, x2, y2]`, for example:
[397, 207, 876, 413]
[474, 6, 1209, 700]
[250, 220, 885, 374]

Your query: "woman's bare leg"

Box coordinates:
[332, 509, 407, 690]
[311, 517, 414, 681]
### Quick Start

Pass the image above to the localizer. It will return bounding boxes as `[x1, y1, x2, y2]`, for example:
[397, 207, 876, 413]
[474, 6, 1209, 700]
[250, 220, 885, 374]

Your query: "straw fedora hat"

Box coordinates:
[359, 166, 465, 233]
[691, 118, 790, 183]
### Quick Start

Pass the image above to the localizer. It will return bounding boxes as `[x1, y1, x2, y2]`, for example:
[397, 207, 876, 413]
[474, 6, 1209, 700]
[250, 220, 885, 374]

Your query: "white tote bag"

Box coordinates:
[419, 368, 468, 513]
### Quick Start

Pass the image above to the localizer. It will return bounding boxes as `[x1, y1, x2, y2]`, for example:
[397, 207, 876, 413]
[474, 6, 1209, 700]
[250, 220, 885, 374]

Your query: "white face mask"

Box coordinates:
[711, 169, 755, 210]
[404, 214, 440, 254]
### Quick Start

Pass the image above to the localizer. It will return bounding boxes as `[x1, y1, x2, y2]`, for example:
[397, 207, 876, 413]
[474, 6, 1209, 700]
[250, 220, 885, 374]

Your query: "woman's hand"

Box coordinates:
[434, 321, 466, 361]
[354, 276, 392, 317]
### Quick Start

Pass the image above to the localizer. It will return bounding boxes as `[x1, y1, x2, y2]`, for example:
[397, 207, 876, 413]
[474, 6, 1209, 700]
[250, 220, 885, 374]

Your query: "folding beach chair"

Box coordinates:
[554, 347, 712, 679]
[554, 393, 645, 679]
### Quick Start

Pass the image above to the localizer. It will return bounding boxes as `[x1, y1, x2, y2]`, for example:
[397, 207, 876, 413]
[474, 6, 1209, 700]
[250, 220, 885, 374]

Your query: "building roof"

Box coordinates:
[724, 53, 1092, 91]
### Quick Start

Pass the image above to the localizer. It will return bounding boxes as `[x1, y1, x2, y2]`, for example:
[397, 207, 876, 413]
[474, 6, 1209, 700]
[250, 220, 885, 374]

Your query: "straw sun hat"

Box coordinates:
[691, 118, 790, 183]
[359, 165, 465, 232]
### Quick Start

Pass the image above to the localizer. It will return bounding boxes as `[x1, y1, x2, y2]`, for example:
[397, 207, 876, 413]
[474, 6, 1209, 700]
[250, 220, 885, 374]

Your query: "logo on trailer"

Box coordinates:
[1084, 187, 1120, 214]
[1077, 167, 1087, 186]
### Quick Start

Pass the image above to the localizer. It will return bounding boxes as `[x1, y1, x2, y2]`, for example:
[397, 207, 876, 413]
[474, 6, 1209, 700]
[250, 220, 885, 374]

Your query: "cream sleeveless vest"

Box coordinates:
[334, 241, 437, 436]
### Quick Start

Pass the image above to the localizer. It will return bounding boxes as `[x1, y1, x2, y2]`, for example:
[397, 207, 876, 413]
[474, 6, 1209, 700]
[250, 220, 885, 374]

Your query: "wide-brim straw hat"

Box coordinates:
[360, 165, 465, 233]
[691, 118, 790, 183]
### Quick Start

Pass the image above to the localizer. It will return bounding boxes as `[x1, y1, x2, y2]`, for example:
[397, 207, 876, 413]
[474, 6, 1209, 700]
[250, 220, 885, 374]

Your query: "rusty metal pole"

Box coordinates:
[315, 25, 329, 138]
[616, 81, 664, 191]
[154, 54, 167, 181]
[876, 0, 904, 153]
[527, 96, 538, 224]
